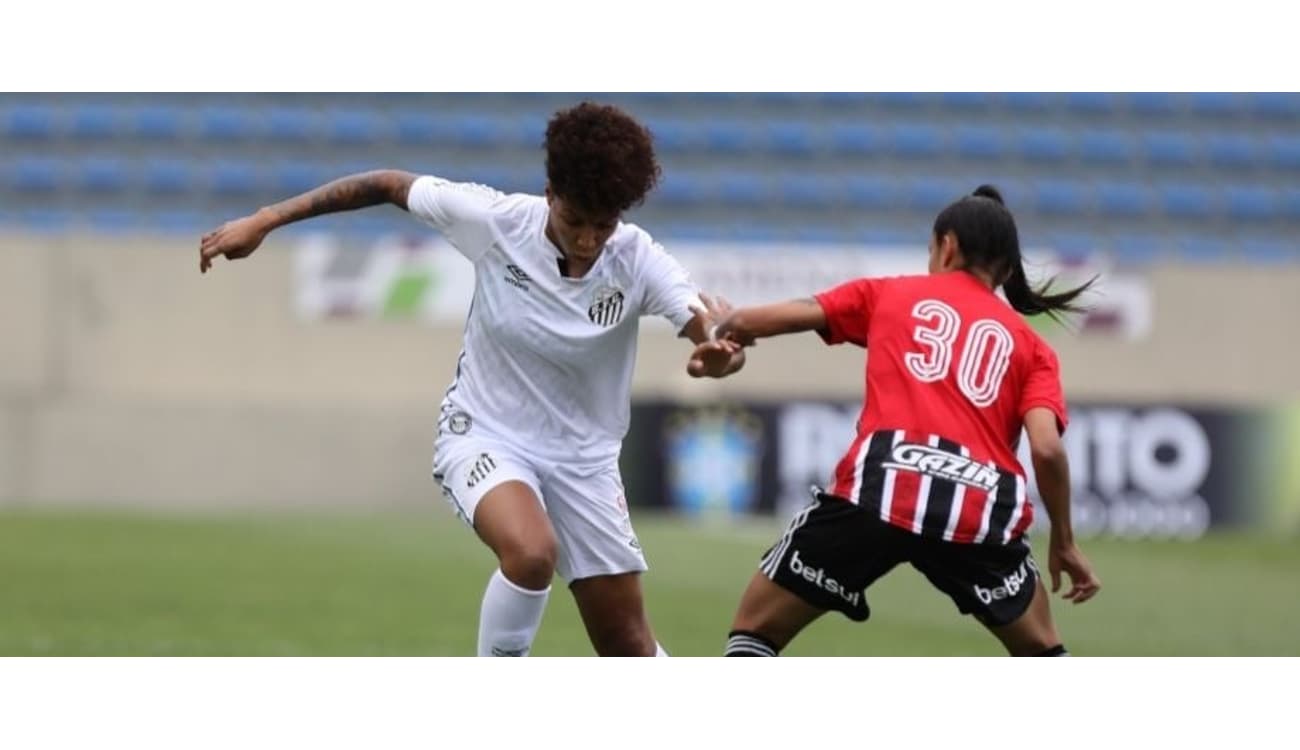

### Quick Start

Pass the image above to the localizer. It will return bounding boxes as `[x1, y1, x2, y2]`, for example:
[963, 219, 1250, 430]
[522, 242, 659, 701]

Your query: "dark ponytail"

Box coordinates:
[933, 184, 1095, 322]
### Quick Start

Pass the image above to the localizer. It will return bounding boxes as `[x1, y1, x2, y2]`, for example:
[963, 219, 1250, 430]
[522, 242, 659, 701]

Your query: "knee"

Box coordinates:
[588, 618, 655, 657]
[498, 540, 557, 591]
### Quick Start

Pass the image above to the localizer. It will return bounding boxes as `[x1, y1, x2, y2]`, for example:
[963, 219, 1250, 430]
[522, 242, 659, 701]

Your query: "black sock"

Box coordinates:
[725, 630, 778, 657]
[1034, 644, 1069, 657]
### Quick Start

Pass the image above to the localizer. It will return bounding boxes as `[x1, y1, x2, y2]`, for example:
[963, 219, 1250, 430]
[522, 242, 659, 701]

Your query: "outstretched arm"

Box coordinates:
[714, 297, 828, 346]
[1025, 407, 1101, 605]
[198, 169, 418, 273]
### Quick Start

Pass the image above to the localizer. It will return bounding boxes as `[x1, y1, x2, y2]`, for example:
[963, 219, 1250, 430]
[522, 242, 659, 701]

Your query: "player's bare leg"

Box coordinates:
[986, 579, 1067, 656]
[471, 481, 558, 656]
[569, 572, 660, 656]
[725, 572, 826, 656]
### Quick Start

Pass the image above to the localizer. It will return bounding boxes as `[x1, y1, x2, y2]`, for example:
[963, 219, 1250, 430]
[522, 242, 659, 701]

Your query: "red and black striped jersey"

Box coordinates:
[814, 272, 1067, 544]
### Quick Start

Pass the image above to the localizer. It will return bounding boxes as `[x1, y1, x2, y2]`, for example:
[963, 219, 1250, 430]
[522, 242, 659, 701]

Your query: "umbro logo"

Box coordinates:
[504, 264, 531, 291]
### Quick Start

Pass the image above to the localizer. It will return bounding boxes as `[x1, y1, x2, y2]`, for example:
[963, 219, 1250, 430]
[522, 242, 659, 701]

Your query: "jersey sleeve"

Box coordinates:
[1020, 338, 1069, 434]
[639, 237, 701, 333]
[405, 175, 504, 263]
[813, 277, 880, 347]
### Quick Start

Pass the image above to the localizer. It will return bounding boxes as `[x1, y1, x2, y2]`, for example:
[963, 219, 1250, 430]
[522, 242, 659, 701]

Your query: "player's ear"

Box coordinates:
[939, 231, 962, 271]
[544, 183, 553, 204]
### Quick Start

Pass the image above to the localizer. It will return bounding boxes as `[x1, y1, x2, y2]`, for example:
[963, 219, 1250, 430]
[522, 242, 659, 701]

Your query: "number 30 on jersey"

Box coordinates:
[903, 299, 1014, 408]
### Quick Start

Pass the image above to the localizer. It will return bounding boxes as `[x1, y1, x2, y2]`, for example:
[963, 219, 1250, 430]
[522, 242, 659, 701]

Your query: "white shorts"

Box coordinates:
[432, 425, 646, 583]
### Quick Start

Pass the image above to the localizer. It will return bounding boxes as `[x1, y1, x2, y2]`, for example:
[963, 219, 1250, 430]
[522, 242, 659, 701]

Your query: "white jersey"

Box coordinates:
[407, 175, 700, 465]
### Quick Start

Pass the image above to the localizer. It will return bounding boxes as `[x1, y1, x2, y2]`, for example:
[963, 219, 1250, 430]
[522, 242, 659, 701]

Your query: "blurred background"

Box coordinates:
[1, 92, 1297, 656]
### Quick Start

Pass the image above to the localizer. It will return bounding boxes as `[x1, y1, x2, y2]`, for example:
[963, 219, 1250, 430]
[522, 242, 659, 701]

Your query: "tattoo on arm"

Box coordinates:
[263, 170, 415, 229]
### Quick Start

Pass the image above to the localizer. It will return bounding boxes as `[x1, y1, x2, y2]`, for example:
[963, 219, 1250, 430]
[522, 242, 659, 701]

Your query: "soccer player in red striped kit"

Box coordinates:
[690, 185, 1102, 656]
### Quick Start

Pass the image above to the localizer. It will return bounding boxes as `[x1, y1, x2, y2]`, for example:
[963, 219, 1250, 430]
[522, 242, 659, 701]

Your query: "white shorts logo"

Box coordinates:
[973, 560, 1033, 604]
[788, 549, 861, 606]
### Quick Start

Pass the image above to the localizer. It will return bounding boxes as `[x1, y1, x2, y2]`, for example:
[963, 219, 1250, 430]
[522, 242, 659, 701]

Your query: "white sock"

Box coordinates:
[477, 568, 550, 657]
[655, 642, 669, 657]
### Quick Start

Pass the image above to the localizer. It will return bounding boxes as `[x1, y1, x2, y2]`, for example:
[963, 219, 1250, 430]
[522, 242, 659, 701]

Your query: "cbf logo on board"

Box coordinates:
[588, 286, 626, 327]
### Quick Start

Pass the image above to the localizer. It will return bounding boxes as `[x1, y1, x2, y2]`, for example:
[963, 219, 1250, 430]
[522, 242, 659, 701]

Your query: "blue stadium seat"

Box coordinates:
[951, 125, 1007, 160]
[841, 175, 894, 211]
[1278, 186, 1300, 219]
[1000, 92, 1056, 112]
[87, 209, 141, 232]
[779, 175, 836, 208]
[1064, 92, 1118, 115]
[325, 109, 385, 145]
[939, 92, 991, 111]
[1221, 184, 1278, 220]
[8, 157, 63, 192]
[714, 171, 771, 208]
[1189, 92, 1244, 117]
[143, 159, 195, 195]
[69, 104, 122, 139]
[816, 92, 870, 106]
[1141, 131, 1198, 167]
[1238, 238, 1296, 263]
[700, 121, 753, 154]
[872, 92, 932, 109]
[198, 107, 256, 141]
[763, 121, 815, 156]
[1266, 135, 1300, 170]
[1203, 134, 1257, 168]
[646, 118, 693, 151]
[132, 105, 184, 140]
[77, 157, 129, 193]
[209, 161, 260, 196]
[1171, 235, 1229, 262]
[655, 172, 709, 206]
[265, 107, 318, 142]
[1250, 93, 1300, 120]
[448, 114, 513, 148]
[1016, 127, 1072, 163]
[3, 103, 58, 139]
[269, 161, 330, 195]
[1126, 92, 1181, 117]
[1156, 181, 1215, 218]
[394, 112, 439, 144]
[18, 208, 77, 231]
[1078, 130, 1135, 165]
[827, 122, 886, 156]
[903, 177, 963, 212]
[1094, 181, 1153, 218]
[1031, 179, 1089, 215]
[890, 123, 944, 159]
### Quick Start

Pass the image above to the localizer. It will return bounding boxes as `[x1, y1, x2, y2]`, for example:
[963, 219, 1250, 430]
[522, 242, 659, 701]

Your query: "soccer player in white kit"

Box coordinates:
[198, 102, 744, 656]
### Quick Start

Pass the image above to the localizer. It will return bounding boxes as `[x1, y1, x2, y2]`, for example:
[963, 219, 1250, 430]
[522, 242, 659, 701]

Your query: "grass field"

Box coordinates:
[1, 507, 1297, 656]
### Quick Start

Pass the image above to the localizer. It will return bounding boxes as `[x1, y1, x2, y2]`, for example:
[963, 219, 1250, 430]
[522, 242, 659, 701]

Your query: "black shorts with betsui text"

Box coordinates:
[758, 489, 1040, 628]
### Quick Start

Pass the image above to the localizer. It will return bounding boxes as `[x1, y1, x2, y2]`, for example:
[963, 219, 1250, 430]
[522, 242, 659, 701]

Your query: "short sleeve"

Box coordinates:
[405, 175, 504, 263]
[639, 238, 701, 333]
[813, 277, 880, 347]
[1021, 339, 1069, 434]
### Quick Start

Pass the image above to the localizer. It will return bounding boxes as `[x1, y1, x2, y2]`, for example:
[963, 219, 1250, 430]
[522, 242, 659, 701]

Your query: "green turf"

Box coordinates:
[0, 508, 1295, 656]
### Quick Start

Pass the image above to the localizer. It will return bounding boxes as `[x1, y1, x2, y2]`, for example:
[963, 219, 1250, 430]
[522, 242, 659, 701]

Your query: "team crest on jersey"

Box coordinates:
[588, 286, 626, 327]
[447, 411, 472, 435]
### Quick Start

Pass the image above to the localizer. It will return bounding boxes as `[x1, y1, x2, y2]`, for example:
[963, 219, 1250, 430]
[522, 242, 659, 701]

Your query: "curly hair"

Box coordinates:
[545, 101, 661, 217]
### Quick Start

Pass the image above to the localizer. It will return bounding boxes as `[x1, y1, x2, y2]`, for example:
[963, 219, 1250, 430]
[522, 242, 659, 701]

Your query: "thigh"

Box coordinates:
[909, 536, 1041, 629]
[986, 578, 1063, 656]
[433, 432, 544, 527]
[731, 571, 827, 652]
[757, 493, 906, 623]
[569, 572, 655, 656]
[541, 463, 646, 583]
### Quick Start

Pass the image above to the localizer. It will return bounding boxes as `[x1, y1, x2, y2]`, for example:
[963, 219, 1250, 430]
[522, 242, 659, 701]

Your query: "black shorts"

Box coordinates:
[759, 490, 1040, 628]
